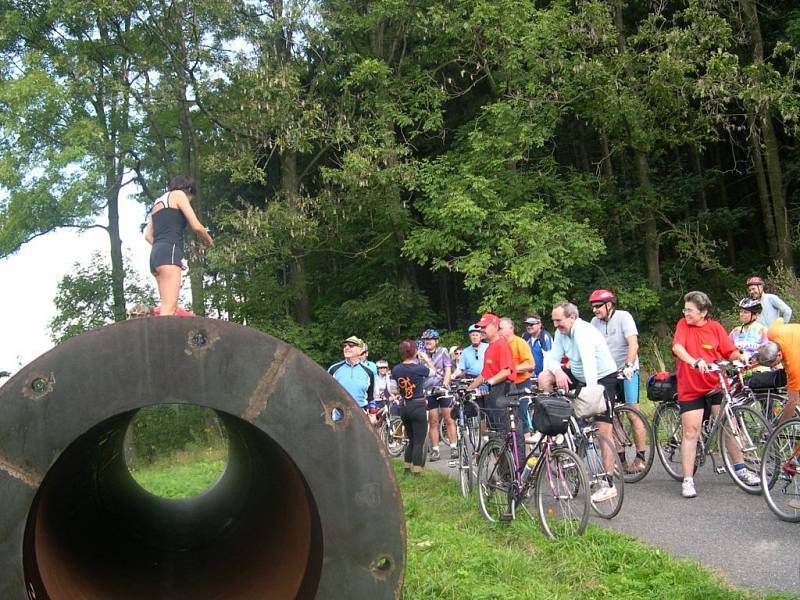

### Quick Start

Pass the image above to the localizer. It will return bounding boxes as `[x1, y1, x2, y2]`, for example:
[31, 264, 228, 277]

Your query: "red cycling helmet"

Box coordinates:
[746, 276, 765, 286]
[588, 289, 616, 304]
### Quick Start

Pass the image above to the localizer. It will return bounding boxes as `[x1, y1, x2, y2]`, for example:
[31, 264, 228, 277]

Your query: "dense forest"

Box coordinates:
[1, 0, 799, 367]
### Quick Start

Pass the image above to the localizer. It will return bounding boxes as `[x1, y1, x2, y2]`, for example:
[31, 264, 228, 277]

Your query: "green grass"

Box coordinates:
[135, 457, 796, 599]
[129, 452, 226, 498]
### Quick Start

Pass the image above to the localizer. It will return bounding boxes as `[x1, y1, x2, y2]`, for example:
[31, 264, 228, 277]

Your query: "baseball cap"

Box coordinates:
[475, 313, 501, 328]
[343, 336, 365, 348]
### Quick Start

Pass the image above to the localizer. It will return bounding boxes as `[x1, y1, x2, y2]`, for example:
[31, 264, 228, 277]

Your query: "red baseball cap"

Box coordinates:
[475, 313, 501, 328]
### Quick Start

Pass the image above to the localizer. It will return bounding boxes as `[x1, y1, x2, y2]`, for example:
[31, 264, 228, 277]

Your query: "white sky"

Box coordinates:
[0, 190, 161, 375]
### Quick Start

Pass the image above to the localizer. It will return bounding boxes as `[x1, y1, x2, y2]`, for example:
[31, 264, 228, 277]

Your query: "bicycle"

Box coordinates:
[445, 380, 483, 497]
[652, 360, 771, 494]
[477, 390, 590, 540]
[565, 415, 624, 519]
[611, 402, 654, 483]
[373, 398, 406, 458]
[760, 417, 800, 522]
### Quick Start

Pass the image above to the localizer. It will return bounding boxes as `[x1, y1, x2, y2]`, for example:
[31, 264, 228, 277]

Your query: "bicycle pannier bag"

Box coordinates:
[532, 396, 571, 435]
[746, 369, 787, 390]
[646, 371, 677, 402]
[572, 384, 607, 418]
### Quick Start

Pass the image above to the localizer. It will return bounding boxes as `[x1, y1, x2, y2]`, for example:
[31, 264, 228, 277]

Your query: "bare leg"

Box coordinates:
[428, 408, 440, 449]
[155, 264, 182, 315]
[443, 406, 457, 447]
[681, 409, 703, 478]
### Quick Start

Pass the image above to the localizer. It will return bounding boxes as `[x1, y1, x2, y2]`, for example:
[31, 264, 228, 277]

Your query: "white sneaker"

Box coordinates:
[736, 468, 761, 486]
[591, 484, 618, 503]
[682, 479, 697, 498]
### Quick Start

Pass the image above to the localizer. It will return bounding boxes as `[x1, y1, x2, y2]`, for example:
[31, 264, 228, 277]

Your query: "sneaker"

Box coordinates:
[591, 484, 618, 503]
[429, 448, 440, 462]
[736, 468, 761, 486]
[450, 447, 459, 459]
[624, 457, 647, 475]
[682, 479, 697, 498]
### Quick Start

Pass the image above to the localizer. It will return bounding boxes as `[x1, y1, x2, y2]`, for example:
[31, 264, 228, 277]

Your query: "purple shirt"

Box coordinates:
[418, 346, 452, 390]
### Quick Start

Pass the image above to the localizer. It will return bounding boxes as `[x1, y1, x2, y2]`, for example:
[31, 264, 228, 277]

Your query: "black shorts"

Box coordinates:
[679, 392, 722, 414]
[426, 391, 453, 411]
[150, 241, 184, 274]
[562, 367, 615, 423]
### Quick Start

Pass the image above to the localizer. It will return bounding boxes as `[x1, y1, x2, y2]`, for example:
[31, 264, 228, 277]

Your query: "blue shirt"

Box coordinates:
[523, 330, 552, 377]
[757, 293, 792, 328]
[457, 343, 488, 377]
[328, 360, 375, 408]
[545, 318, 617, 385]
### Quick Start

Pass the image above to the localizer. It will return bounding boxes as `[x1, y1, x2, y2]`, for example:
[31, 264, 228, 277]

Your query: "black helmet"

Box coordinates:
[738, 298, 761, 313]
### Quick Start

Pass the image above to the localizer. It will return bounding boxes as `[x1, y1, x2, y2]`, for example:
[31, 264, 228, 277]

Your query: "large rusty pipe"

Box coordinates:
[0, 318, 405, 599]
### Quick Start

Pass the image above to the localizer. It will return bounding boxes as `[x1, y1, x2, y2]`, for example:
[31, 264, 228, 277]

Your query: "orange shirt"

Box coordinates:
[767, 319, 800, 391]
[507, 334, 535, 385]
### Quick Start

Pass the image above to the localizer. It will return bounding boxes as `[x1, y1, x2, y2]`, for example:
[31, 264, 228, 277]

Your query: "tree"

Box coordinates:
[48, 251, 156, 343]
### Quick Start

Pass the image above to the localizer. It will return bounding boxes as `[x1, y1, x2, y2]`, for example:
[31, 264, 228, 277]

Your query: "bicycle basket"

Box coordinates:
[646, 371, 677, 402]
[532, 396, 571, 435]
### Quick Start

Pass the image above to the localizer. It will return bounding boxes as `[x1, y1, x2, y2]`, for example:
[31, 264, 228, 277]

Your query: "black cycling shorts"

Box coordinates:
[679, 392, 722, 414]
[149, 241, 184, 274]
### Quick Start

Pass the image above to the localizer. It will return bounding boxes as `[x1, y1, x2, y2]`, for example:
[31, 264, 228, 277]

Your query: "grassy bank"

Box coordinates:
[133, 457, 794, 599]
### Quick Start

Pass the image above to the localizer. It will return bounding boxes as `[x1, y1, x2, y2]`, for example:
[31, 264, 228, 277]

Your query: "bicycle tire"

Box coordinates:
[612, 405, 654, 483]
[535, 447, 589, 540]
[760, 418, 800, 522]
[385, 416, 406, 458]
[719, 405, 770, 495]
[459, 429, 476, 497]
[477, 439, 515, 523]
[653, 401, 687, 481]
[578, 431, 624, 519]
[754, 390, 798, 426]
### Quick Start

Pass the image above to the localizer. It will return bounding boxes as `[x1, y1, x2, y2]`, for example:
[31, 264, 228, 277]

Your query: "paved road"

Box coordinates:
[423, 442, 800, 596]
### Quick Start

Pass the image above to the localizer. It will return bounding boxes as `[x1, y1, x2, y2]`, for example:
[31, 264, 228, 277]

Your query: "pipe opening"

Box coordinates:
[125, 404, 229, 498]
[23, 407, 323, 599]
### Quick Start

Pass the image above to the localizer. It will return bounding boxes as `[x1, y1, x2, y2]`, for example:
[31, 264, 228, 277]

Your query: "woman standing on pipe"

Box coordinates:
[144, 175, 213, 315]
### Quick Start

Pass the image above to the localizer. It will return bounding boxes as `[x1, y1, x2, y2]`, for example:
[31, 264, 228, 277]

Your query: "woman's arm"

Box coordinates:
[144, 215, 154, 245]
[175, 192, 214, 247]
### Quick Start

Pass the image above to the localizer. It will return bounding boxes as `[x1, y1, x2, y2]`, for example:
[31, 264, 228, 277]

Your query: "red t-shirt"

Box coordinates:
[672, 318, 737, 401]
[481, 338, 514, 382]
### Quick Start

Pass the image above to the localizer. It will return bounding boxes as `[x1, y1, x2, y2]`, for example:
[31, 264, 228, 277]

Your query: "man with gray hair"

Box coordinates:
[539, 301, 619, 503]
[758, 318, 800, 423]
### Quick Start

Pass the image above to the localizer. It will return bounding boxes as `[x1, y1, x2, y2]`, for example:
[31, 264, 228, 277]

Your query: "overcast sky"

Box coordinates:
[0, 191, 154, 374]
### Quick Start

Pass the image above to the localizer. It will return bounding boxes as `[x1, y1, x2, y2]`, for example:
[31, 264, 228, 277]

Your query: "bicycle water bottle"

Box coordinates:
[521, 455, 538, 483]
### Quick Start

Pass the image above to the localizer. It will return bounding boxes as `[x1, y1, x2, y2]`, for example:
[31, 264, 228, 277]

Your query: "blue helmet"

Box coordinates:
[421, 328, 440, 339]
[467, 324, 481, 333]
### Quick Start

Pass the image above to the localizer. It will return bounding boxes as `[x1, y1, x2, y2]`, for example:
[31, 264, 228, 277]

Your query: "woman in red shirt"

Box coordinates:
[672, 291, 747, 499]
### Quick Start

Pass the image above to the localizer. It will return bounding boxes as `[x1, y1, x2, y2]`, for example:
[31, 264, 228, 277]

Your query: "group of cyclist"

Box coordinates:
[328, 275, 796, 501]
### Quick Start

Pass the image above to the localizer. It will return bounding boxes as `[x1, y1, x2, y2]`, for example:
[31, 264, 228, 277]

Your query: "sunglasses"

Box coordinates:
[343, 342, 359, 348]
[526, 321, 540, 326]
[590, 303, 606, 310]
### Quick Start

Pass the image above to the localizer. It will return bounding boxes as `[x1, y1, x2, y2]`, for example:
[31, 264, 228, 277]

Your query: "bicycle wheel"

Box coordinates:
[754, 390, 798, 426]
[720, 405, 770, 494]
[653, 401, 686, 481]
[459, 429, 476, 497]
[760, 418, 800, 522]
[535, 447, 590, 540]
[477, 439, 515, 523]
[612, 405, 654, 483]
[385, 416, 406, 457]
[578, 432, 624, 519]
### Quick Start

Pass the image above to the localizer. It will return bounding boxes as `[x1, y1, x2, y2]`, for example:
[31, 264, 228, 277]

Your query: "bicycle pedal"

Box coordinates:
[447, 460, 458, 468]
[715, 466, 727, 474]
[499, 512, 514, 523]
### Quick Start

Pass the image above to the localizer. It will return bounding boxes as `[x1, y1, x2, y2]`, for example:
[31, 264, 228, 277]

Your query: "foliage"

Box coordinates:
[128, 404, 227, 466]
[48, 251, 156, 343]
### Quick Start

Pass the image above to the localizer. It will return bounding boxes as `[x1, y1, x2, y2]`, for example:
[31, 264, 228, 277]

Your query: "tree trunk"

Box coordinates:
[713, 143, 736, 267]
[688, 145, 707, 211]
[281, 148, 311, 325]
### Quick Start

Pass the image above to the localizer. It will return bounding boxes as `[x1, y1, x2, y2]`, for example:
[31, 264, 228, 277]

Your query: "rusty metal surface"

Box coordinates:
[0, 317, 405, 599]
